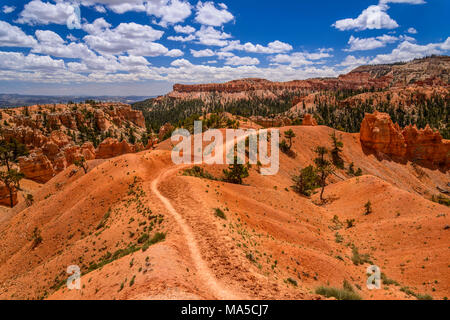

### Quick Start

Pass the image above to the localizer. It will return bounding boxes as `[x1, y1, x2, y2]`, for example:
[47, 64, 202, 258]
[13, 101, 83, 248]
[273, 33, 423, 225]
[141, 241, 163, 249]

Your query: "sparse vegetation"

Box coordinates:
[431, 194, 450, 207]
[364, 200, 373, 215]
[31, 227, 43, 249]
[330, 131, 344, 169]
[214, 208, 226, 220]
[285, 277, 298, 287]
[280, 129, 296, 157]
[313, 146, 334, 201]
[316, 280, 362, 300]
[351, 246, 372, 265]
[96, 209, 111, 230]
[74, 156, 88, 174]
[346, 219, 355, 229]
[400, 286, 433, 300]
[222, 154, 250, 185]
[25, 193, 34, 207]
[291, 165, 319, 197]
[381, 273, 399, 286]
[183, 166, 217, 180]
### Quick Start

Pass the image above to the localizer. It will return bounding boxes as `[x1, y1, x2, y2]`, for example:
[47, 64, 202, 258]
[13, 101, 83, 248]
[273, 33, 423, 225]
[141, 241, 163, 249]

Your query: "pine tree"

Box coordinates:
[292, 165, 319, 196]
[74, 156, 88, 174]
[314, 146, 334, 201]
[223, 154, 250, 185]
[364, 200, 373, 215]
[0, 169, 24, 208]
[330, 131, 344, 169]
[284, 129, 296, 149]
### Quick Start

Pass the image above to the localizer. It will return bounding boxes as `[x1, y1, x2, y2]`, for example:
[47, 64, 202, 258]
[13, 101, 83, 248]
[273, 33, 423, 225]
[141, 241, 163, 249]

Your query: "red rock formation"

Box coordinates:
[4, 103, 149, 184]
[402, 124, 449, 165]
[95, 138, 135, 159]
[360, 112, 449, 168]
[0, 183, 17, 207]
[360, 112, 407, 157]
[18, 150, 56, 183]
[2, 127, 48, 149]
[249, 116, 292, 128]
[302, 114, 318, 126]
[49, 130, 71, 148]
[106, 105, 146, 128]
[158, 123, 174, 141]
[94, 110, 107, 131]
[169, 56, 449, 100]
[81, 142, 96, 160]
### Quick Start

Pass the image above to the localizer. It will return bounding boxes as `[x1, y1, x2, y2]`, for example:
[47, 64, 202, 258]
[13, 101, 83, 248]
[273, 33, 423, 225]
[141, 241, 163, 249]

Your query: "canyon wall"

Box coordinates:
[360, 111, 450, 168]
[170, 56, 450, 98]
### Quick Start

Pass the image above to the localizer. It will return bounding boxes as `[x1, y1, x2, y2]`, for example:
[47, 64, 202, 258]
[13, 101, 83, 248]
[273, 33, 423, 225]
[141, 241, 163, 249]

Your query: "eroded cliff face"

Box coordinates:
[169, 56, 450, 99]
[1, 102, 151, 184]
[360, 111, 449, 168]
[0, 183, 17, 207]
[96, 138, 144, 159]
[15, 133, 152, 183]
[302, 114, 318, 126]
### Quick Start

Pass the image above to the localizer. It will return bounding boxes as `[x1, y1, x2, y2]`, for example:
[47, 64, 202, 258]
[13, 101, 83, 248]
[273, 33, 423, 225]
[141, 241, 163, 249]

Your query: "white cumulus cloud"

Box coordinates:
[17, 0, 81, 28]
[346, 34, 399, 51]
[0, 21, 37, 48]
[2, 5, 16, 14]
[224, 56, 260, 66]
[174, 24, 196, 34]
[333, 4, 398, 31]
[195, 1, 234, 27]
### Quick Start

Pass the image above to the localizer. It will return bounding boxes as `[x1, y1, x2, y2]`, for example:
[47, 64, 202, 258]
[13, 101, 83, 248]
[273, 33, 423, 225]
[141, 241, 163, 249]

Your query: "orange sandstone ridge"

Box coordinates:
[170, 56, 450, 97]
[360, 111, 450, 168]
[0, 102, 154, 185]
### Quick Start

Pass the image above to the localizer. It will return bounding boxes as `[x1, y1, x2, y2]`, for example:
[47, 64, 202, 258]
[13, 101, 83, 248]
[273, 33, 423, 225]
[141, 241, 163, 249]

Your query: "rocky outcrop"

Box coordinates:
[158, 123, 174, 141]
[18, 150, 56, 183]
[402, 124, 450, 166]
[2, 127, 48, 149]
[17, 137, 143, 183]
[171, 57, 450, 97]
[2, 102, 151, 183]
[360, 112, 450, 168]
[249, 116, 292, 128]
[107, 105, 146, 128]
[302, 114, 318, 126]
[360, 112, 407, 157]
[95, 138, 135, 159]
[0, 183, 17, 207]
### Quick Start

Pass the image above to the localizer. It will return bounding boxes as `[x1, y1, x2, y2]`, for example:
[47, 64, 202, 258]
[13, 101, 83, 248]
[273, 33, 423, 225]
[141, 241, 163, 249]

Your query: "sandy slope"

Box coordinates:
[0, 125, 448, 300]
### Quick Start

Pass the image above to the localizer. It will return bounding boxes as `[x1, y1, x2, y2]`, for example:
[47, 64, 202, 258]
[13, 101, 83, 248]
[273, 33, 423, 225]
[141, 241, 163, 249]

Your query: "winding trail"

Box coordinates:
[149, 131, 260, 299]
[151, 166, 242, 300]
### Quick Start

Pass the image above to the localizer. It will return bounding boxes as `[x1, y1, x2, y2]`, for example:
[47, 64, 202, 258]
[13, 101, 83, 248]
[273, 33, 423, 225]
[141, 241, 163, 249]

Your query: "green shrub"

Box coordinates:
[214, 208, 226, 220]
[183, 166, 217, 180]
[364, 200, 373, 215]
[351, 246, 372, 265]
[416, 293, 433, 300]
[141, 232, 166, 252]
[31, 227, 43, 249]
[381, 273, 399, 286]
[286, 278, 298, 287]
[222, 157, 250, 185]
[291, 165, 319, 197]
[346, 219, 355, 229]
[316, 283, 361, 300]
[431, 195, 450, 207]
[137, 233, 149, 244]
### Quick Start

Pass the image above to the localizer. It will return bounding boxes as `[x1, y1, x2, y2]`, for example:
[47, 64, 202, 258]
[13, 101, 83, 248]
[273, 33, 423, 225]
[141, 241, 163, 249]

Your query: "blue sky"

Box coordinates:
[0, 0, 449, 96]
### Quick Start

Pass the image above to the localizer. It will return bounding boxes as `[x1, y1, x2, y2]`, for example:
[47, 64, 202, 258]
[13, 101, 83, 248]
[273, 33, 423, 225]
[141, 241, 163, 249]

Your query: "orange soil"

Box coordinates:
[0, 125, 448, 300]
